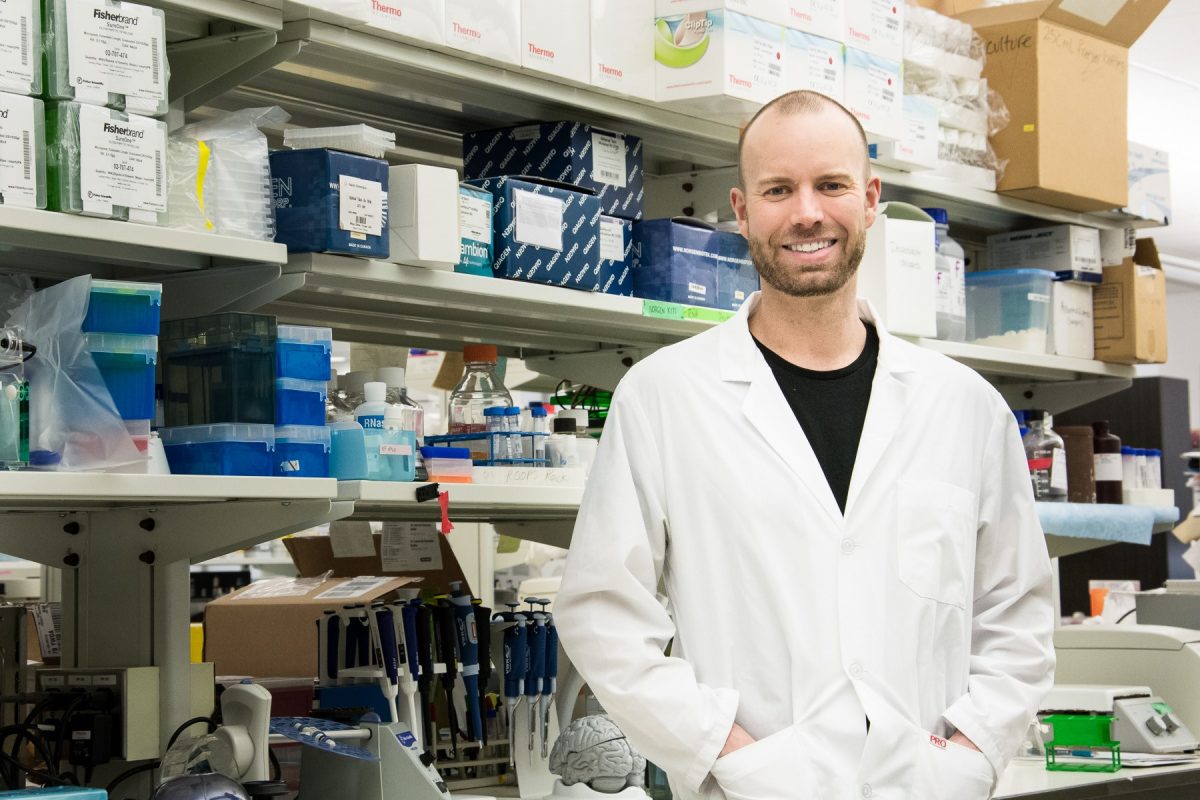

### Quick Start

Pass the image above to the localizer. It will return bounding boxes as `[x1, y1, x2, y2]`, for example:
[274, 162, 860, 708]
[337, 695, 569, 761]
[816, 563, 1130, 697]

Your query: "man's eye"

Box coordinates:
[820, 182, 847, 192]
[764, 186, 789, 196]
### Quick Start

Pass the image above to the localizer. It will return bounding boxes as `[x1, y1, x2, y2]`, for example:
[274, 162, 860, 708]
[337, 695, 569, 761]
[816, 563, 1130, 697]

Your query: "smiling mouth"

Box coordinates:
[783, 239, 836, 254]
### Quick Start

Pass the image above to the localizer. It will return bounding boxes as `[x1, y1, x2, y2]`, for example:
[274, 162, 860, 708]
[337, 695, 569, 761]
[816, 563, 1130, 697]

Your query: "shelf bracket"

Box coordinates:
[524, 348, 656, 392]
[168, 30, 303, 112]
[159, 263, 306, 320]
[996, 377, 1134, 415]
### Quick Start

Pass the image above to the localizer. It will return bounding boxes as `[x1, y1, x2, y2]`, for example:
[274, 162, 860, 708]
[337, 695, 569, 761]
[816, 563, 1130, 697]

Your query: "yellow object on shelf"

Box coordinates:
[190, 623, 204, 664]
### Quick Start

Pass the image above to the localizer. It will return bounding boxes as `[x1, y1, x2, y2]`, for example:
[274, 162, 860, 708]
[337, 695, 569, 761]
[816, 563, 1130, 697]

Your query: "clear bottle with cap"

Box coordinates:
[504, 406, 523, 461]
[545, 417, 579, 468]
[355, 381, 389, 480]
[1121, 446, 1137, 489]
[376, 366, 426, 479]
[380, 403, 417, 481]
[1023, 410, 1067, 502]
[922, 207, 966, 342]
[1091, 420, 1122, 504]
[484, 406, 507, 462]
[530, 406, 549, 465]
[449, 344, 512, 434]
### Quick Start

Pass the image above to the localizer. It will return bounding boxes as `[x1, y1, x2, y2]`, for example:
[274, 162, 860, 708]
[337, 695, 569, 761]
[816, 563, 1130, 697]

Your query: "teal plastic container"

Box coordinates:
[161, 313, 276, 426]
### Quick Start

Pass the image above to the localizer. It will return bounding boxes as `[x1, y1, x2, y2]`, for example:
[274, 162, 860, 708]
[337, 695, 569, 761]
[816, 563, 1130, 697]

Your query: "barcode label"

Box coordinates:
[154, 149, 162, 196]
[768, 63, 781, 77]
[20, 15, 28, 66]
[151, 38, 160, 84]
[21, 132, 31, 182]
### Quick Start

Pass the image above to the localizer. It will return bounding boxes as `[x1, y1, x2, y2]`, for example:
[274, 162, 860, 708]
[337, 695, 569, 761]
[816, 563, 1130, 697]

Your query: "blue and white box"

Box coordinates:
[270, 148, 389, 258]
[716, 233, 757, 311]
[594, 215, 634, 296]
[457, 181, 494, 276]
[466, 175, 601, 291]
[462, 121, 643, 221]
[632, 217, 723, 308]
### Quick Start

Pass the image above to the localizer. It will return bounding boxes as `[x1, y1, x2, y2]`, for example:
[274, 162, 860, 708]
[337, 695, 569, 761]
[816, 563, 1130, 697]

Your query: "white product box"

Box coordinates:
[1124, 141, 1170, 225]
[843, 47, 901, 142]
[0, 0, 41, 95]
[656, 0, 786, 25]
[1050, 280, 1094, 360]
[931, 159, 995, 191]
[784, 0, 844, 42]
[283, 0, 370, 25]
[386, 164, 460, 269]
[869, 94, 937, 171]
[444, 0, 520, 65]
[521, 0, 589, 83]
[362, 0, 444, 44]
[0, 92, 45, 209]
[785, 29, 843, 103]
[845, 0, 902, 60]
[858, 202, 936, 337]
[987, 225, 1102, 284]
[1099, 227, 1136, 267]
[655, 10, 786, 122]
[591, 0, 655, 101]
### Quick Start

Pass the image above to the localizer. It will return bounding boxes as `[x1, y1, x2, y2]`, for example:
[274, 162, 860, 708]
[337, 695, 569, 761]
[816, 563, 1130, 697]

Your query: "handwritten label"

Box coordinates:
[471, 466, 585, 486]
[641, 299, 734, 323]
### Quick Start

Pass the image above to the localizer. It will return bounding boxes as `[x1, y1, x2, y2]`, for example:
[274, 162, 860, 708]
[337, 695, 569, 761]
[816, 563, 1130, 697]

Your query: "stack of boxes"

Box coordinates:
[631, 218, 757, 311]
[274, 325, 333, 478]
[842, 0, 903, 143]
[0, 0, 46, 210]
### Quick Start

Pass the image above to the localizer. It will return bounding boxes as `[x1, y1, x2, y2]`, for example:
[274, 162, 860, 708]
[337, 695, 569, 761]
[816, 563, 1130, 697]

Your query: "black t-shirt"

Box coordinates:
[753, 324, 880, 513]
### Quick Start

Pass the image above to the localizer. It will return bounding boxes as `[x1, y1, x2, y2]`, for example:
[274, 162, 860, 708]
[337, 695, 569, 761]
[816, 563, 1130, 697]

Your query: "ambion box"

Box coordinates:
[270, 148, 390, 259]
[521, 0, 590, 84]
[0, 92, 46, 209]
[386, 164, 459, 269]
[1093, 238, 1167, 365]
[632, 217, 727, 308]
[457, 182, 493, 275]
[362, 0, 445, 44]
[868, 94, 938, 171]
[987, 225, 1102, 285]
[1123, 142, 1170, 225]
[785, 29, 844, 103]
[785, 0, 844, 41]
[654, 10, 786, 123]
[656, 0, 786, 25]
[843, 47, 902, 143]
[856, 202, 936, 337]
[594, 215, 634, 296]
[444, 0, 521, 65]
[466, 175, 601, 291]
[590, 0, 655, 100]
[845, 0, 902, 60]
[462, 121, 644, 220]
[1050, 278, 1094, 360]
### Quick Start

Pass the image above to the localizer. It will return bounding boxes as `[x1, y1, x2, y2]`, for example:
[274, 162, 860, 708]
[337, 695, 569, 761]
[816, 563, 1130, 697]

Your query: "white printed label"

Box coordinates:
[0, 0, 36, 90]
[688, 281, 707, 297]
[68, 0, 166, 105]
[1051, 448, 1068, 493]
[0, 94, 37, 208]
[514, 189, 563, 251]
[382, 522, 443, 572]
[314, 576, 395, 600]
[329, 520, 377, 558]
[233, 576, 328, 599]
[1028, 292, 1050, 303]
[868, 63, 897, 110]
[1095, 452, 1123, 483]
[379, 443, 413, 456]
[79, 106, 167, 215]
[33, 602, 60, 658]
[590, 132, 627, 188]
[339, 175, 383, 237]
[459, 191, 491, 243]
[750, 33, 783, 95]
[599, 218, 624, 262]
[512, 125, 541, 141]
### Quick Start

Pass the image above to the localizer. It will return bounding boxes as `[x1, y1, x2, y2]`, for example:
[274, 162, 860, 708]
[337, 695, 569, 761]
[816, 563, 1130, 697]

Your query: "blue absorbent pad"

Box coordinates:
[0, 790, 108, 798]
[271, 148, 390, 258]
[1036, 502, 1178, 546]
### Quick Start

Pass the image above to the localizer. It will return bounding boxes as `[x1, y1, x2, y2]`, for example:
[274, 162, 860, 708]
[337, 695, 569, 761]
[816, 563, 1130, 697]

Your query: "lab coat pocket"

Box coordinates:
[897, 480, 978, 608]
[915, 734, 995, 799]
[710, 725, 801, 800]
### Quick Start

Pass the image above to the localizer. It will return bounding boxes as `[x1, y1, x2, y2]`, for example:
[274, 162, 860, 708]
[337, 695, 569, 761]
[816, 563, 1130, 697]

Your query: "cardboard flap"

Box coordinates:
[878, 202, 934, 223]
[955, 0, 1167, 46]
[1134, 237, 1162, 270]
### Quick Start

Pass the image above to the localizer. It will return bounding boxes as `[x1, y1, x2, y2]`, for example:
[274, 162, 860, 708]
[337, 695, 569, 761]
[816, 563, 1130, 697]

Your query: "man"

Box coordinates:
[554, 91, 1055, 800]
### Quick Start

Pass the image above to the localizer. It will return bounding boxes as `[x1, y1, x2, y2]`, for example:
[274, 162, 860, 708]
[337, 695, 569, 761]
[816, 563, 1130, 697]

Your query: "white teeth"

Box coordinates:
[785, 240, 834, 253]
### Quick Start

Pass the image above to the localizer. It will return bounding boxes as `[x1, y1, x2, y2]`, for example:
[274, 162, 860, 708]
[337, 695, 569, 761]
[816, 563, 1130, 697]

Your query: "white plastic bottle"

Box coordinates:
[354, 381, 389, 480]
[923, 207, 966, 342]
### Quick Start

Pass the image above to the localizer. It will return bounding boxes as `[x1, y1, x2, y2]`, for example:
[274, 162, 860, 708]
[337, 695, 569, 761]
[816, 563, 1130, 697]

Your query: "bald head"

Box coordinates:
[737, 91, 870, 187]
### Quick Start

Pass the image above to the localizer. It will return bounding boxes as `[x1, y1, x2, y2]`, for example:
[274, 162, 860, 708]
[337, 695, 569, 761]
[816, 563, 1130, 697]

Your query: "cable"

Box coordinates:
[0, 749, 70, 789]
[1116, 608, 1136, 623]
[53, 693, 90, 766]
[105, 761, 158, 797]
[166, 716, 216, 751]
[0, 723, 58, 789]
[269, 746, 281, 781]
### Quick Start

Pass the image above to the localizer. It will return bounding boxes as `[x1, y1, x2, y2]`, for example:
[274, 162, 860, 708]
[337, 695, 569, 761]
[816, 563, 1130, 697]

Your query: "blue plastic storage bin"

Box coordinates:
[85, 333, 157, 420]
[275, 378, 328, 426]
[160, 423, 275, 476]
[82, 279, 162, 334]
[276, 324, 333, 381]
[275, 425, 331, 477]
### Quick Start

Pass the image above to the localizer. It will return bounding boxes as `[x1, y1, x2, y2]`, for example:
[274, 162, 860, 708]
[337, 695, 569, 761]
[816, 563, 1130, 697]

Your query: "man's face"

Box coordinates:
[730, 107, 881, 299]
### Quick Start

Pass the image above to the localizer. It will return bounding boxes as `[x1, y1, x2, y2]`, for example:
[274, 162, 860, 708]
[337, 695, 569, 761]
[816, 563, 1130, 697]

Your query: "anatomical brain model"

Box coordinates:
[549, 715, 648, 793]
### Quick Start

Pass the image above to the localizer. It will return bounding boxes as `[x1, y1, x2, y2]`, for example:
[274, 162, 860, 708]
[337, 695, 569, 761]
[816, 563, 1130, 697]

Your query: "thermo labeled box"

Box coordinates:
[466, 175, 601, 291]
[0, 0, 42, 95]
[590, 0, 655, 101]
[463, 121, 644, 221]
[987, 224, 1102, 285]
[0, 92, 47, 209]
[868, 94, 938, 171]
[656, 0, 786, 25]
[594, 215, 634, 296]
[785, 0, 844, 42]
[363, 0, 444, 43]
[632, 217, 742, 308]
[444, 0, 521, 65]
[843, 46, 902, 143]
[521, 0, 590, 84]
[844, 0, 902, 61]
[270, 148, 390, 259]
[386, 164, 459, 269]
[44, 0, 169, 117]
[457, 181, 493, 276]
[785, 29, 844, 104]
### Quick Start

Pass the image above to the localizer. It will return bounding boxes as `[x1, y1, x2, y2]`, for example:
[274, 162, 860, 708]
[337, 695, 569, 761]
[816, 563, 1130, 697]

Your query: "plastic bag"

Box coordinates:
[8, 276, 141, 471]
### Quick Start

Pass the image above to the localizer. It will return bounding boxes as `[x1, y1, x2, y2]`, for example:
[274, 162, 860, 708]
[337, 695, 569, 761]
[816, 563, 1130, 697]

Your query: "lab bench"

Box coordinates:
[996, 759, 1200, 799]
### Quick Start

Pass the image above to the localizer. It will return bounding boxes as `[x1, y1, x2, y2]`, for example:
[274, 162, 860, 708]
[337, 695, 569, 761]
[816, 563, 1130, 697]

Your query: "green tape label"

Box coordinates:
[641, 300, 733, 324]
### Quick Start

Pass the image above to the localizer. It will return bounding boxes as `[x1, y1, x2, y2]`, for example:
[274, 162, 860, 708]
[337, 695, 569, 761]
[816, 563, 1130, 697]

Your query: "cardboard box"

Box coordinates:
[1099, 226, 1136, 267]
[987, 224, 1102, 285]
[462, 121, 644, 221]
[1049, 279, 1094, 360]
[856, 202, 936, 337]
[444, 0, 521, 65]
[1122, 141, 1170, 225]
[284, 531, 469, 590]
[521, 0, 590, 84]
[843, 46, 902, 142]
[386, 164, 459, 269]
[845, 0, 903, 60]
[657, 0, 786, 25]
[943, 0, 1169, 212]
[869, 94, 938, 171]
[594, 215, 635, 296]
[270, 148, 389, 258]
[362, 0, 445, 44]
[633, 217, 746, 308]
[457, 182, 493, 276]
[785, 0, 845, 42]
[1092, 238, 1167, 365]
[785, 29, 844, 103]
[467, 175, 601, 291]
[204, 576, 413, 678]
[591, 0, 655, 100]
[654, 10, 787, 123]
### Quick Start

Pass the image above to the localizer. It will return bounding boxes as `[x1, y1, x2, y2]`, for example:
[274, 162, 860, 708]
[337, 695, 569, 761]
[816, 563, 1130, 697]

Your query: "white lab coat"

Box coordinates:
[555, 293, 1055, 800]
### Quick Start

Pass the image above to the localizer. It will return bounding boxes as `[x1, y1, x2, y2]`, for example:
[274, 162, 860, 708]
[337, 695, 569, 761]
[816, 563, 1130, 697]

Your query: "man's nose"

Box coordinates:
[788, 187, 825, 229]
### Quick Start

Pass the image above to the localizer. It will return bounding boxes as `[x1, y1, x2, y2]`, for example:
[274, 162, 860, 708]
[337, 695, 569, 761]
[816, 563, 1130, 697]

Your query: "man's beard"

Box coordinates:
[749, 226, 865, 298]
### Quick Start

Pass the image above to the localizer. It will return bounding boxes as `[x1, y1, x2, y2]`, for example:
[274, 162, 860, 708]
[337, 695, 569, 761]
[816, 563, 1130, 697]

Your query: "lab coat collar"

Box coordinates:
[719, 291, 915, 523]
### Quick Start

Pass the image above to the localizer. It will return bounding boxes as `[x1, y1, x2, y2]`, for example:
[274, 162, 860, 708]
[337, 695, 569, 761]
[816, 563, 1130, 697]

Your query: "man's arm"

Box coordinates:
[942, 405, 1056, 773]
[555, 386, 739, 794]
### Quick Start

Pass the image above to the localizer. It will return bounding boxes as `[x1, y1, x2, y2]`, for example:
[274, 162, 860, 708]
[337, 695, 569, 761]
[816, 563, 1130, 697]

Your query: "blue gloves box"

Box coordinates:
[632, 218, 756, 310]
[594, 216, 633, 296]
[462, 121, 644, 221]
[466, 175, 601, 291]
[270, 148, 389, 258]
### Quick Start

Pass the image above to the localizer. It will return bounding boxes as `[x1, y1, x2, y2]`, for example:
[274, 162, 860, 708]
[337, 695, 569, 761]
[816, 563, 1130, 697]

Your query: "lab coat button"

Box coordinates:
[848, 662, 863, 677]
[841, 539, 856, 555]
[861, 784, 872, 797]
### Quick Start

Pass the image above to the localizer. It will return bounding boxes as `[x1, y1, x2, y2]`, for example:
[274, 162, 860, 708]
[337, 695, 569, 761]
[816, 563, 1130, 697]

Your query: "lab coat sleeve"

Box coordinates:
[942, 406, 1056, 775]
[554, 384, 739, 794]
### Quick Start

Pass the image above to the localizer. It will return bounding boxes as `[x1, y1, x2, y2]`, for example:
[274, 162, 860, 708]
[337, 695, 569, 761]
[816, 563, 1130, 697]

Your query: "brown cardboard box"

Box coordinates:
[283, 531, 470, 596]
[917, 0, 1168, 212]
[1093, 238, 1167, 365]
[204, 576, 413, 678]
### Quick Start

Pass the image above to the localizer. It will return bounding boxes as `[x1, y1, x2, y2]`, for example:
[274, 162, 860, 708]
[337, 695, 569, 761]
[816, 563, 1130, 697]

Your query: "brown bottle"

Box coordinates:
[1092, 420, 1123, 504]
